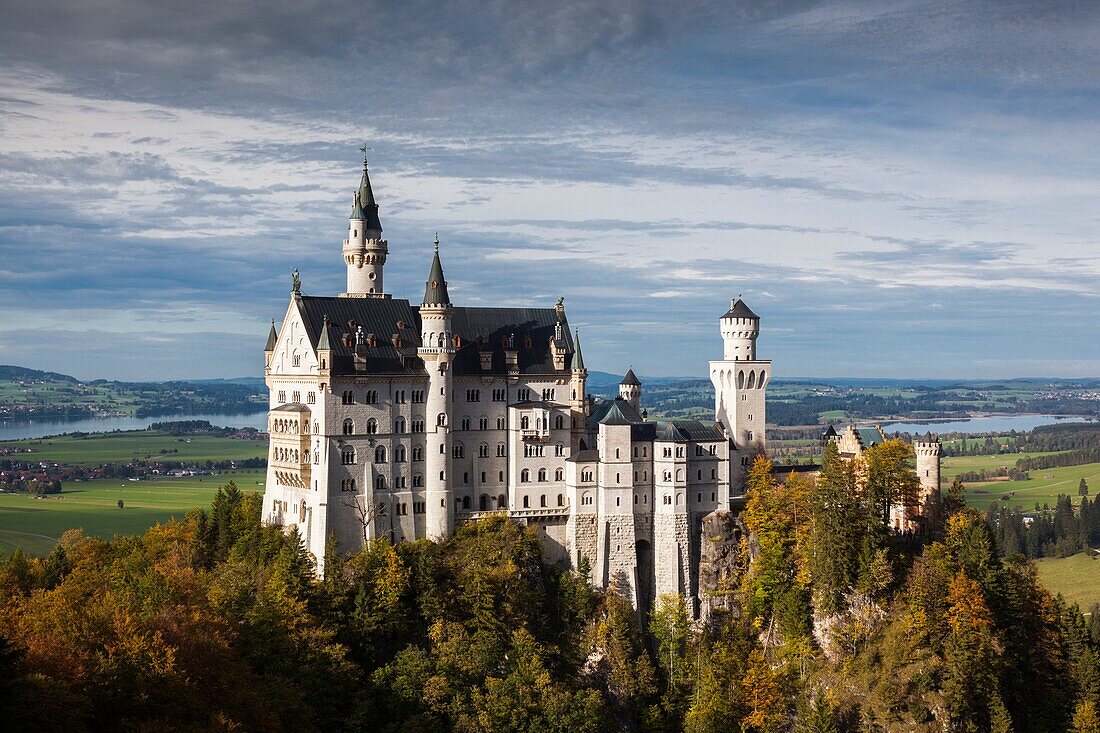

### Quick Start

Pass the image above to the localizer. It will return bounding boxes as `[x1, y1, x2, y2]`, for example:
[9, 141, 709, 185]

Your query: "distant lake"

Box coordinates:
[879, 414, 1097, 435]
[0, 411, 269, 441]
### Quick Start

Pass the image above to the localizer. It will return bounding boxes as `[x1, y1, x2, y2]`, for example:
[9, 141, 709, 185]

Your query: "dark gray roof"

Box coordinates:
[271, 403, 310, 412]
[620, 368, 641, 386]
[295, 296, 578, 377]
[721, 298, 758, 320]
[264, 321, 278, 351]
[355, 162, 382, 231]
[422, 247, 451, 306]
[297, 296, 423, 375]
[822, 425, 838, 439]
[572, 329, 586, 372]
[587, 397, 644, 430]
[856, 427, 886, 448]
[653, 420, 725, 443]
[598, 400, 633, 426]
[450, 307, 577, 376]
[567, 449, 599, 463]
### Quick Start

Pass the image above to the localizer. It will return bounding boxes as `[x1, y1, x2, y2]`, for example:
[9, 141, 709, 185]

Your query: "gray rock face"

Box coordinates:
[697, 509, 746, 621]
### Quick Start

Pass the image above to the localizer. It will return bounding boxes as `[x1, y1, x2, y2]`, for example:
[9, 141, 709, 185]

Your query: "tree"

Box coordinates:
[809, 442, 862, 615]
[1081, 478, 1090, 497]
[862, 439, 920, 529]
[117, 499, 124, 509]
[1074, 701, 1100, 733]
[649, 594, 690, 692]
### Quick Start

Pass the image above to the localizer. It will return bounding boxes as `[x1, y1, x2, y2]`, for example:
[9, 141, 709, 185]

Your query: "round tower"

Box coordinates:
[418, 237, 454, 540]
[914, 432, 942, 520]
[343, 154, 388, 297]
[619, 368, 641, 411]
[720, 297, 759, 361]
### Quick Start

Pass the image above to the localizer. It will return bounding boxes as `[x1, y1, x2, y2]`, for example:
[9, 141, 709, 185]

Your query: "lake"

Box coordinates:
[0, 411, 270, 441]
[878, 414, 1097, 435]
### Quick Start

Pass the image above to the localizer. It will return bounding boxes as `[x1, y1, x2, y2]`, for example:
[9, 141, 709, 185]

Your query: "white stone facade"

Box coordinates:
[260, 159, 769, 611]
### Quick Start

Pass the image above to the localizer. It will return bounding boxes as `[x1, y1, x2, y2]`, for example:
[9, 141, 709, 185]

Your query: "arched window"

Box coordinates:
[376, 476, 387, 490]
[554, 415, 564, 430]
[540, 494, 547, 507]
[395, 445, 407, 462]
[479, 443, 489, 457]
[479, 494, 490, 511]
[538, 468, 547, 482]
[366, 418, 377, 435]
[523, 496, 530, 508]
[413, 474, 423, 487]
[341, 446, 356, 465]
[521, 469, 530, 483]
[394, 417, 406, 433]
[462, 496, 470, 509]
[437, 413, 447, 427]
[375, 445, 386, 463]
[497, 494, 506, 509]
[461, 417, 471, 430]
[555, 468, 563, 481]
[557, 494, 564, 506]
[342, 418, 354, 435]
[412, 446, 422, 461]
[521, 415, 530, 430]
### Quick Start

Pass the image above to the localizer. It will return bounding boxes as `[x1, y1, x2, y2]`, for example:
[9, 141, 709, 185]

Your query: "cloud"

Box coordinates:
[0, 1, 1098, 379]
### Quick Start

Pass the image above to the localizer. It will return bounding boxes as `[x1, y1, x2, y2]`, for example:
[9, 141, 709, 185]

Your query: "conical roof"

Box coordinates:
[721, 298, 758, 320]
[422, 239, 451, 306]
[572, 329, 586, 372]
[317, 316, 333, 350]
[264, 320, 278, 351]
[353, 161, 382, 231]
[621, 368, 640, 386]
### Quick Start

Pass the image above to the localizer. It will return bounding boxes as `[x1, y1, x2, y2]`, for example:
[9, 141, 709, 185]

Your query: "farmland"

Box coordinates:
[941, 452, 1100, 511]
[1036, 552, 1100, 611]
[0, 469, 265, 555]
[9, 430, 268, 466]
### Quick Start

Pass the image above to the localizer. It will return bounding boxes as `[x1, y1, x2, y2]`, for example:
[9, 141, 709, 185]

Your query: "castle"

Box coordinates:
[261, 156, 769, 613]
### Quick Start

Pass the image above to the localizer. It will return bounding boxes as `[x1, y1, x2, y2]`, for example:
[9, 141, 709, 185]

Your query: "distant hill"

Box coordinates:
[0, 364, 80, 383]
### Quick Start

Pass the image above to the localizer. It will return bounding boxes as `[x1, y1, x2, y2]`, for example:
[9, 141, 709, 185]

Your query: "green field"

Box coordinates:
[951, 461, 1100, 512]
[0, 469, 266, 555]
[1036, 552, 1100, 611]
[6, 430, 268, 466]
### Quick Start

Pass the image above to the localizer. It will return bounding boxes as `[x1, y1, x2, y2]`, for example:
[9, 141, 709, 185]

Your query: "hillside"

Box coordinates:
[0, 365, 266, 421]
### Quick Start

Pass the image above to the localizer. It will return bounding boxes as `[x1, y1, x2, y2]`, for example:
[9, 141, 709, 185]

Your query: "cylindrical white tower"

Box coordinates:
[914, 432, 942, 521]
[342, 158, 388, 297]
[720, 298, 759, 361]
[419, 240, 454, 540]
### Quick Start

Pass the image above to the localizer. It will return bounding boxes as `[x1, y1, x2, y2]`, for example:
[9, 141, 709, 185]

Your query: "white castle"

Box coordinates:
[261, 157, 770, 612]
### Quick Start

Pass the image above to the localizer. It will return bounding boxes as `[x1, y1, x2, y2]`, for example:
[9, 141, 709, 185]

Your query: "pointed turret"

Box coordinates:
[317, 315, 333, 351]
[422, 235, 451, 306]
[621, 368, 640, 386]
[356, 159, 382, 231]
[572, 329, 586, 372]
[343, 151, 388, 297]
[619, 367, 641, 411]
[264, 320, 278, 352]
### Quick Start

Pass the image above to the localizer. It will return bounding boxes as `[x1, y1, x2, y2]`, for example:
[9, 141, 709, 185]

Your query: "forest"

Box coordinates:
[1, 443, 1098, 732]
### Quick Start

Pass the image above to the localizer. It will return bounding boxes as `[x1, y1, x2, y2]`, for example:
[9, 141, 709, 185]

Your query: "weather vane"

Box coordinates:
[358, 142, 371, 165]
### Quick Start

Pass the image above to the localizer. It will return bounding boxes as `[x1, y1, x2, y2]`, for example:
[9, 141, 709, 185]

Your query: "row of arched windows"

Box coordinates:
[519, 468, 564, 483]
[271, 418, 300, 434]
[736, 369, 767, 390]
[273, 446, 303, 463]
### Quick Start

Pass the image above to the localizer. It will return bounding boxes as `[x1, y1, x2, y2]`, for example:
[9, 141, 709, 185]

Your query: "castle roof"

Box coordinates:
[422, 243, 451, 307]
[354, 162, 382, 230]
[721, 298, 758, 320]
[855, 426, 887, 449]
[620, 368, 641, 386]
[572, 329, 586, 371]
[294, 295, 577, 376]
[598, 399, 633, 426]
[653, 420, 726, 443]
[264, 320, 278, 351]
[587, 397, 644, 430]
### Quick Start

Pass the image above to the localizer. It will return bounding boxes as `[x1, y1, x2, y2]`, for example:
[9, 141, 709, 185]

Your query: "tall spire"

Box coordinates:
[354, 153, 382, 231]
[422, 236, 451, 306]
[264, 319, 278, 351]
[572, 329, 586, 371]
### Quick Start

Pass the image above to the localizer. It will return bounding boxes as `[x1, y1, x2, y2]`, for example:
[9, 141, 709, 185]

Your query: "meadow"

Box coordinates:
[941, 453, 1100, 511]
[0, 469, 266, 555]
[1036, 552, 1100, 611]
[7, 429, 268, 466]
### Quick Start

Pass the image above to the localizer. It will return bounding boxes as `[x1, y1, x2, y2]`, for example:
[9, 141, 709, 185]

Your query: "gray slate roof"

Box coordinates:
[587, 397, 644, 430]
[620, 368, 641, 386]
[354, 163, 382, 230]
[721, 298, 758, 320]
[264, 321, 278, 351]
[294, 295, 578, 376]
[422, 248, 451, 306]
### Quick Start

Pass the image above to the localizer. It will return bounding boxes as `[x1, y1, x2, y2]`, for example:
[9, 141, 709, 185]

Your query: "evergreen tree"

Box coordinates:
[809, 442, 862, 615]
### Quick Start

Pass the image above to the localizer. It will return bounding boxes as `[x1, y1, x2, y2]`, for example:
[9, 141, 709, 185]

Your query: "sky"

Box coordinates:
[0, 0, 1097, 381]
